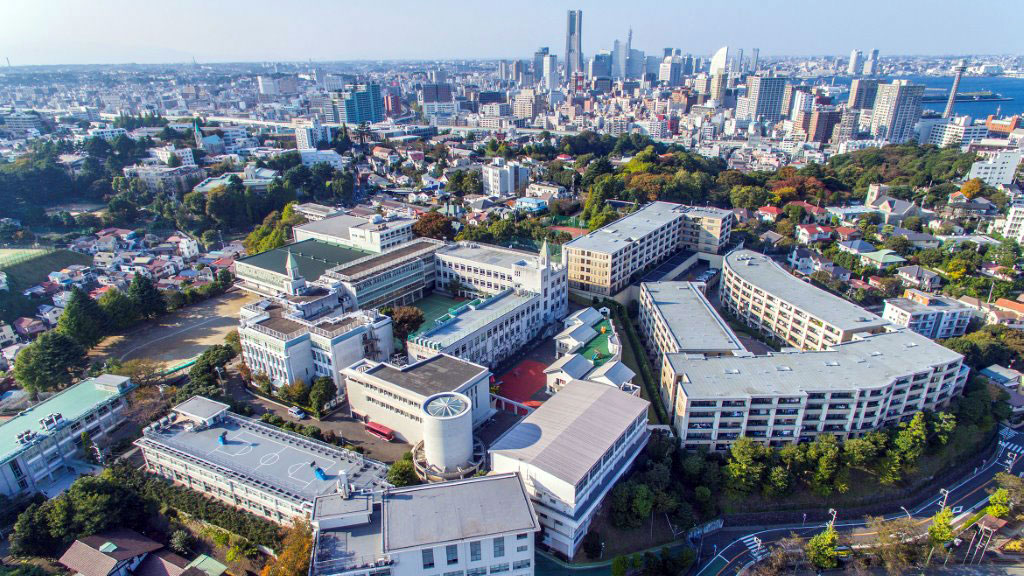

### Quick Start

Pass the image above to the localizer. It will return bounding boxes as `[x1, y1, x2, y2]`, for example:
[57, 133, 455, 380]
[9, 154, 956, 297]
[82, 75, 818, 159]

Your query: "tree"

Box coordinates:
[281, 378, 309, 405]
[389, 306, 425, 343]
[927, 507, 954, 565]
[987, 487, 1011, 518]
[166, 153, 182, 168]
[308, 377, 337, 417]
[864, 516, 922, 575]
[170, 530, 192, 555]
[610, 556, 628, 576]
[14, 331, 87, 396]
[98, 288, 139, 331]
[80, 431, 96, 463]
[725, 437, 768, 494]
[261, 519, 312, 576]
[113, 358, 165, 388]
[884, 235, 914, 256]
[57, 286, 109, 348]
[805, 525, 839, 570]
[128, 274, 166, 318]
[387, 453, 420, 487]
[960, 178, 984, 199]
[609, 481, 654, 529]
[893, 412, 928, 471]
[412, 211, 455, 240]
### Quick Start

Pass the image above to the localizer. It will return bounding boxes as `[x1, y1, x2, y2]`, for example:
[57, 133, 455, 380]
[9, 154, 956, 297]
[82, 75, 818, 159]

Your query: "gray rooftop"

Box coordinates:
[382, 473, 538, 553]
[885, 295, 969, 314]
[489, 380, 649, 486]
[436, 242, 540, 270]
[668, 328, 964, 399]
[642, 282, 746, 354]
[174, 396, 229, 422]
[725, 250, 888, 332]
[296, 213, 415, 243]
[565, 202, 730, 254]
[414, 290, 537, 348]
[364, 354, 488, 398]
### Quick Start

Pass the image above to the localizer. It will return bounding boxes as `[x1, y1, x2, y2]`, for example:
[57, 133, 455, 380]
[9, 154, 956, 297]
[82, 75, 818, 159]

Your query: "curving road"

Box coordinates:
[695, 426, 1024, 575]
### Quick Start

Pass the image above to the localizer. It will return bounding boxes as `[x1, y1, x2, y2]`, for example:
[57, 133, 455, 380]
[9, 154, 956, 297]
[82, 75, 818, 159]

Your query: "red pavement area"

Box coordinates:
[498, 359, 548, 407]
[550, 226, 588, 238]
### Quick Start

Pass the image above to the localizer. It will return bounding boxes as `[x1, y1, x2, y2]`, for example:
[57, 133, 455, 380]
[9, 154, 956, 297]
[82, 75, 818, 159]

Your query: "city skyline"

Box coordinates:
[3, 0, 1023, 66]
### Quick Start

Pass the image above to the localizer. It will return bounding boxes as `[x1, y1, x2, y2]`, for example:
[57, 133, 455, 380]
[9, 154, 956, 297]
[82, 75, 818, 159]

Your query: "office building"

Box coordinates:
[483, 158, 530, 196]
[743, 74, 787, 124]
[309, 473, 539, 576]
[295, 119, 333, 150]
[0, 375, 134, 497]
[721, 250, 888, 350]
[564, 202, 732, 296]
[564, 10, 583, 82]
[662, 327, 968, 451]
[419, 84, 456, 117]
[295, 212, 416, 254]
[490, 379, 649, 558]
[969, 149, 1024, 186]
[513, 90, 542, 119]
[533, 48, 549, 82]
[542, 54, 559, 92]
[847, 78, 879, 110]
[882, 289, 972, 340]
[639, 282, 746, 363]
[588, 52, 612, 79]
[870, 80, 924, 144]
[136, 396, 390, 523]
[239, 297, 393, 388]
[328, 84, 384, 125]
[658, 56, 682, 87]
[435, 241, 567, 325]
[847, 50, 863, 76]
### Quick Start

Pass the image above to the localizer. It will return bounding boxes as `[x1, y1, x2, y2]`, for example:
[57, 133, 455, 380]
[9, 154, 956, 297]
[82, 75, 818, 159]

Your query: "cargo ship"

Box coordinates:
[922, 90, 1013, 103]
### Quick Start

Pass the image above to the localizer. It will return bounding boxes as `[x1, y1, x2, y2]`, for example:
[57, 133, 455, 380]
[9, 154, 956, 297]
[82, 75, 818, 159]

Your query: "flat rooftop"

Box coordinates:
[236, 239, 371, 281]
[669, 328, 965, 399]
[364, 354, 488, 398]
[437, 242, 540, 270]
[643, 281, 746, 353]
[137, 410, 389, 503]
[312, 509, 383, 576]
[565, 202, 730, 254]
[414, 290, 537, 348]
[329, 239, 440, 279]
[296, 213, 415, 243]
[489, 379, 649, 486]
[886, 295, 969, 314]
[382, 473, 538, 553]
[0, 375, 132, 464]
[725, 250, 888, 332]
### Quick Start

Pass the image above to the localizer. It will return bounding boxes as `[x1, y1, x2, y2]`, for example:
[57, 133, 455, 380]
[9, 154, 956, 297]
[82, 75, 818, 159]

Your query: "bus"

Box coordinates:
[365, 421, 395, 441]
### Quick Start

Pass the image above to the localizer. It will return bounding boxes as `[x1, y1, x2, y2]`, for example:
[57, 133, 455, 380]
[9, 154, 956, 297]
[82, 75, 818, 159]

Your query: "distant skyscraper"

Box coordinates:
[543, 54, 559, 92]
[734, 48, 744, 75]
[533, 47, 549, 83]
[848, 78, 880, 110]
[327, 84, 384, 124]
[871, 80, 925, 143]
[611, 30, 632, 79]
[658, 56, 682, 86]
[588, 51, 612, 78]
[862, 49, 880, 76]
[564, 10, 583, 82]
[709, 46, 729, 102]
[847, 49, 863, 76]
[745, 74, 787, 123]
[750, 48, 760, 73]
[944, 60, 967, 119]
[709, 46, 729, 75]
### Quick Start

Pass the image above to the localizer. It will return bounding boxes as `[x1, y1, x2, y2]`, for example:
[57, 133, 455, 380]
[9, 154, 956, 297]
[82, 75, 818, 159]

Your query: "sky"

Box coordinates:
[2, 0, 1022, 66]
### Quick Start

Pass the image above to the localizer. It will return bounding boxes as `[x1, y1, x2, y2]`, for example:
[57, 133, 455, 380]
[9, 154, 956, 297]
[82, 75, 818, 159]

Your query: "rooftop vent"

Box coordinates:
[825, 361, 840, 367]
[776, 366, 792, 371]
[99, 542, 118, 553]
[724, 368, 741, 374]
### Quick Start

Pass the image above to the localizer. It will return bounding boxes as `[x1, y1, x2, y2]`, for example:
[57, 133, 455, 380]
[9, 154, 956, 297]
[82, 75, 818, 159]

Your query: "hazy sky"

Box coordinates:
[2, 0, 1021, 66]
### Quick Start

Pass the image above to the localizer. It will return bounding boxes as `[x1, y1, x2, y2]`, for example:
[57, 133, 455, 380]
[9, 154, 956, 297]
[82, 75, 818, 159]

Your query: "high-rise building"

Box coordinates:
[588, 51, 612, 78]
[709, 46, 729, 102]
[750, 48, 760, 73]
[658, 56, 682, 86]
[564, 10, 583, 82]
[734, 48, 744, 76]
[744, 74, 787, 123]
[419, 83, 456, 117]
[513, 89, 542, 119]
[533, 47, 549, 82]
[781, 84, 810, 118]
[863, 49, 880, 75]
[870, 80, 925, 143]
[847, 49, 863, 76]
[806, 108, 843, 143]
[542, 53, 559, 91]
[944, 60, 967, 119]
[327, 83, 384, 125]
[848, 78, 880, 110]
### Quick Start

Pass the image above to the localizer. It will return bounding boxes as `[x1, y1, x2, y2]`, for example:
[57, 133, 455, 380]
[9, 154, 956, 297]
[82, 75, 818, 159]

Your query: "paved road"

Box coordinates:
[695, 426, 1024, 576]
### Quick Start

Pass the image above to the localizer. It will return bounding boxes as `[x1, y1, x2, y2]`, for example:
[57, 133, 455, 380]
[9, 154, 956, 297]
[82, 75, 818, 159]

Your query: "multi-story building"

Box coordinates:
[483, 158, 530, 196]
[295, 119, 333, 150]
[564, 202, 732, 296]
[918, 116, 989, 148]
[322, 239, 442, 311]
[661, 327, 968, 451]
[419, 84, 457, 118]
[309, 474, 540, 576]
[135, 396, 390, 523]
[1003, 204, 1024, 244]
[882, 289, 972, 339]
[122, 164, 206, 193]
[721, 250, 888, 350]
[434, 241, 567, 325]
[0, 375, 134, 497]
[327, 84, 384, 125]
[806, 108, 843, 143]
[847, 50, 863, 76]
[490, 380, 649, 558]
[639, 282, 746, 362]
[743, 74, 787, 124]
[239, 297, 394, 388]
[235, 239, 374, 296]
[407, 290, 543, 368]
[870, 80, 925, 144]
[294, 213, 416, 254]
[87, 127, 128, 141]
[847, 78, 879, 110]
[970, 149, 1024, 186]
[4, 111, 43, 134]
[513, 90, 542, 119]
[151, 144, 196, 166]
[564, 10, 583, 82]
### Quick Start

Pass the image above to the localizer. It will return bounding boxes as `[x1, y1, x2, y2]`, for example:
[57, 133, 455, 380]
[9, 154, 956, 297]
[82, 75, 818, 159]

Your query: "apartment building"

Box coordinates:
[239, 297, 394, 389]
[970, 149, 1024, 187]
[407, 289, 543, 369]
[136, 396, 389, 524]
[295, 213, 416, 254]
[309, 474, 540, 576]
[639, 281, 746, 362]
[1004, 204, 1024, 244]
[882, 289, 972, 339]
[434, 241, 567, 326]
[122, 164, 206, 193]
[721, 250, 888, 350]
[661, 328, 968, 451]
[490, 380, 649, 558]
[483, 158, 530, 196]
[0, 375, 134, 497]
[564, 201, 732, 296]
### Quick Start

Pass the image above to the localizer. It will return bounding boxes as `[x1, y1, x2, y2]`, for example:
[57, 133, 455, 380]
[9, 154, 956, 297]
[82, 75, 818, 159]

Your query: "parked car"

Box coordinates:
[288, 406, 307, 419]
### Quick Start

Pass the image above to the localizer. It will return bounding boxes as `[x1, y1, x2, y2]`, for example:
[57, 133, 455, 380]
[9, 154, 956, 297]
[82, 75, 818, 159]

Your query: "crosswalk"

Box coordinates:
[999, 427, 1015, 440]
[999, 440, 1024, 454]
[741, 535, 769, 561]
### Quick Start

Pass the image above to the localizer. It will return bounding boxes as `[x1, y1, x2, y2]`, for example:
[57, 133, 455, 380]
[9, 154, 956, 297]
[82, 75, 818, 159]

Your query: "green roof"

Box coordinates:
[0, 375, 133, 463]
[580, 318, 613, 367]
[236, 239, 371, 281]
[186, 555, 228, 576]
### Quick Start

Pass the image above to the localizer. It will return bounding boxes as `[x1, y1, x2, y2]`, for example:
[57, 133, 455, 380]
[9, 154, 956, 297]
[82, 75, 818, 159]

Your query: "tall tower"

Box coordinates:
[944, 60, 967, 119]
[750, 48, 759, 73]
[847, 50, 863, 76]
[564, 10, 583, 82]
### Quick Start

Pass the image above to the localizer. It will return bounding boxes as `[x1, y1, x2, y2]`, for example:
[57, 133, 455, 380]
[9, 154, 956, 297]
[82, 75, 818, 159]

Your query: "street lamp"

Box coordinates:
[900, 506, 912, 519]
[940, 488, 950, 510]
[828, 508, 838, 528]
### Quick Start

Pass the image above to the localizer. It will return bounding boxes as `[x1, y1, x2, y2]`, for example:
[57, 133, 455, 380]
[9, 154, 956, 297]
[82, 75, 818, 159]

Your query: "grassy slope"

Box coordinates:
[0, 249, 93, 324]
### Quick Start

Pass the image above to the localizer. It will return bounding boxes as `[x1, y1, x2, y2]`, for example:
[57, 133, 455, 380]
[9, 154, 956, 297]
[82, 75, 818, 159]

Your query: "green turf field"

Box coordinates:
[410, 292, 465, 337]
[0, 248, 51, 269]
[0, 249, 92, 323]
